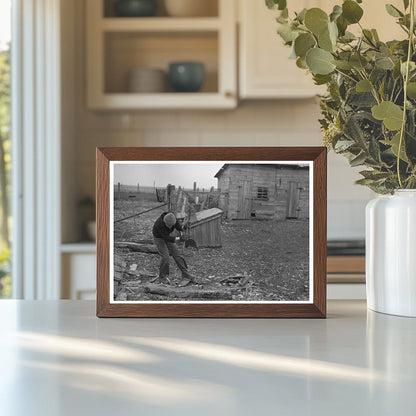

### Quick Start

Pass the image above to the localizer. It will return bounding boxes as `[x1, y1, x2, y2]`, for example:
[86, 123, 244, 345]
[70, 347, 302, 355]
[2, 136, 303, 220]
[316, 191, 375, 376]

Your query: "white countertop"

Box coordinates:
[0, 300, 415, 415]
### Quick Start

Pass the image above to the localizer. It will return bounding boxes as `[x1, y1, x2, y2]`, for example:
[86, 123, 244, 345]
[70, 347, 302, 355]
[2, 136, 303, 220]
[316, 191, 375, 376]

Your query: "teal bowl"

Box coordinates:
[114, 0, 157, 17]
[168, 62, 205, 92]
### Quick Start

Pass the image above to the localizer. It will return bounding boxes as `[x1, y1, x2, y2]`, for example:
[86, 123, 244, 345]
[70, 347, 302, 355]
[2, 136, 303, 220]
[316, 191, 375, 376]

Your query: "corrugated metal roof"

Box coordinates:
[191, 208, 223, 223]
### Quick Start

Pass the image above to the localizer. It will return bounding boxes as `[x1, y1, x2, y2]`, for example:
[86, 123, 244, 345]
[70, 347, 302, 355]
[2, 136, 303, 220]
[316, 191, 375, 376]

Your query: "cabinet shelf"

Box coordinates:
[90, 92, 235, 110]
[86, 0, 236, 109]
[101, 17, 221, 32]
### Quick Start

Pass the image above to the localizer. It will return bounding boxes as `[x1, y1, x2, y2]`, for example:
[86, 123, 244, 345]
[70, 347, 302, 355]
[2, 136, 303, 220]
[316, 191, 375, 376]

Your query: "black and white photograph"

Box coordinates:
[110, 161, 312, 303]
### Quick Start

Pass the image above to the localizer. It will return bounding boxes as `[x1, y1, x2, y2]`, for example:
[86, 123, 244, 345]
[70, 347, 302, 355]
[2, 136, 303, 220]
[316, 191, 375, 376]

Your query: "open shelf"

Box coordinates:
[101, 17, 220, 31]
[87, 0, 236, 109]
[91, 93, 234, 109]
[104, 31, 218, 94]
[103, 0, 219, 18]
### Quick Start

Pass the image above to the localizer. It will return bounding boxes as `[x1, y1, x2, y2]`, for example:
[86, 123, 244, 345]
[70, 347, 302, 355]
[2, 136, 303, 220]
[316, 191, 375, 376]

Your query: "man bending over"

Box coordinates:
[152, 212, 196, 287]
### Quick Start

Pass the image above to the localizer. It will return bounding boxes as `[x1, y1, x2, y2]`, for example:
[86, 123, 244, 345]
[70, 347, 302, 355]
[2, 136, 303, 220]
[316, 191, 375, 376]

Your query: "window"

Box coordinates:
[0, 0, 11, 298]
[257, 186, 268, 200]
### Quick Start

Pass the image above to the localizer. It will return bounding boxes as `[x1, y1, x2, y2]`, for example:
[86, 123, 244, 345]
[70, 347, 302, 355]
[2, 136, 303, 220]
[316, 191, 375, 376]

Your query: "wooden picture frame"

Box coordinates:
[96, 147, 327, 318]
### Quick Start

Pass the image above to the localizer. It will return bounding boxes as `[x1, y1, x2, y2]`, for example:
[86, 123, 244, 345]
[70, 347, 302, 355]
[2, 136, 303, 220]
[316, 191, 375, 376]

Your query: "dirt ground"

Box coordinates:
[114, 197, 310, 302]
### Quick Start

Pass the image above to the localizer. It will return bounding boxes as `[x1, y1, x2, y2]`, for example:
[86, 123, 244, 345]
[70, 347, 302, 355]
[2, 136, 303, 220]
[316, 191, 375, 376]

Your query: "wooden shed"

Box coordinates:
[189, 208, 223, 248]
[215, 164, 309, 220]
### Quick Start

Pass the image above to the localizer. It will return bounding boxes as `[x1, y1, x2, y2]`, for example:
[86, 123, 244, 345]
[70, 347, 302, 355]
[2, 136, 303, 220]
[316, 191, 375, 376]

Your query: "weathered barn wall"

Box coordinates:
[216, 164, 309, 220]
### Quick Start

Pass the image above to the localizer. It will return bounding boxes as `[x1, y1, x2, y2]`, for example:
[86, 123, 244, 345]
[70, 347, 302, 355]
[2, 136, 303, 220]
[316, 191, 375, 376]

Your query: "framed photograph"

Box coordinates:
[96, 147, 327, 318]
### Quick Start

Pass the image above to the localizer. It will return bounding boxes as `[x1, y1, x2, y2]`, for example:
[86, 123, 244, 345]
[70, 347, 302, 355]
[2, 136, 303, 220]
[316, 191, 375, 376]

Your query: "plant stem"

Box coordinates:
[334, 68, 358, 84]
[397, 0, 415, 188]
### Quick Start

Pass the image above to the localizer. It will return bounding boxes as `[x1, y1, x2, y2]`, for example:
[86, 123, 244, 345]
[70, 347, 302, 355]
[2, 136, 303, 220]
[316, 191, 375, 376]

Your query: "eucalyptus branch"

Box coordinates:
[359, 69, 381, 104]
[390, 79, 398, 101]
[334, 68, 358, 84]
[397, 0, 415, 188]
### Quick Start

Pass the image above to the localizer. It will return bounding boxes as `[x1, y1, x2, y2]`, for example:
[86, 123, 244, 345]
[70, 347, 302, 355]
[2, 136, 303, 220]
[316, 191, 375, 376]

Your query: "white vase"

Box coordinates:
[366, 190, 416, 317]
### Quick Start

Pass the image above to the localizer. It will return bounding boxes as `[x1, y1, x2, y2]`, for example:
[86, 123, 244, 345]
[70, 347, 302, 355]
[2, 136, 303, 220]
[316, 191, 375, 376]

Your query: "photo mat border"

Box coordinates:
[96, 147, 327, 318]
[109, 160, 314, 305]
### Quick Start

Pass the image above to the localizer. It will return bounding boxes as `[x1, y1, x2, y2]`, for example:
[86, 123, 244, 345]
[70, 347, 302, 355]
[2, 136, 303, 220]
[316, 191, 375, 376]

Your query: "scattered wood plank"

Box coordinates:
[123, 269, 157, 279]
[115, 242, 159, 254]
[143, 283, 233, 300]
[130, 239, 154, 245]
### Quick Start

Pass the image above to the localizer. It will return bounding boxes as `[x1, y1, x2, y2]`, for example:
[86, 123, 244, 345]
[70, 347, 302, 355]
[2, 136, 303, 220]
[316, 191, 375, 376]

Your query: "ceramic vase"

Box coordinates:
[168, 62, 205, 92]
[114, 0, 158, 17]
[366, 190, 416, 317]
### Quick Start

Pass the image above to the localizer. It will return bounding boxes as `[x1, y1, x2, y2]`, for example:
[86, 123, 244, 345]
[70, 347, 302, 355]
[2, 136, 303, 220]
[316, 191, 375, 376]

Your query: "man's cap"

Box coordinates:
[163, 212, 176, 227]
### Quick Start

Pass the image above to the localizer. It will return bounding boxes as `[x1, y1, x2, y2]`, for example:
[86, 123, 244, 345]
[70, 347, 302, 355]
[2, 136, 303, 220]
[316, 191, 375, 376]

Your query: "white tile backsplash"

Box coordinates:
[328, 199, 369, 240]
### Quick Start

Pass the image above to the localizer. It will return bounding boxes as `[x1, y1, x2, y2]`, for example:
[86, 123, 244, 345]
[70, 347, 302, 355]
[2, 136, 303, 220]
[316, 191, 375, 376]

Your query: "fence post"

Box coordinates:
[167, 184, 172, 211]
[117, 182, 121, 200]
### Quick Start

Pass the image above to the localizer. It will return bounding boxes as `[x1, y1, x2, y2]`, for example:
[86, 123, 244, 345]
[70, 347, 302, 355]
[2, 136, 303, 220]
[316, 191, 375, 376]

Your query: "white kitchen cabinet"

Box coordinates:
[238, 0, 404, 99]
[239, 0, 325, 99]
[86, 0, 237, 109]
[61, 245, 96, 300]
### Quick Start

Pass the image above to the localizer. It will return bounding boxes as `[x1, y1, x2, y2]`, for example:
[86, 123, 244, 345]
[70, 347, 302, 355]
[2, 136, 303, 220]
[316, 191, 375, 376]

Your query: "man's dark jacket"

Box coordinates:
[152, 212, 183, 243]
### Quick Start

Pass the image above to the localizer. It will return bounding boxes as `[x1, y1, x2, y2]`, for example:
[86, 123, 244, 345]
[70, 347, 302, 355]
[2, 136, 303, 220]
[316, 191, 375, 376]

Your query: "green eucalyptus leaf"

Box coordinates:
[289, 44, 297, 59]
[350, 152, 368, 167]
[336, 15, 348, 36]
[294, 33, 316, 57]
[296, 8, 307, 23]
[277, 23, 298, 43]
[318, 27, 334, 52]
[344, 115, 367, 147]
[333, 60, 352, 70]
[348, 92, 377, 107]
[342, 0, 364, 24]
[296, 57, 308, 69]
[408, 109, 416, 137]
[328, 21, 338, 44]
[350, 54, 368, 70]
[385, 4, 404, 18]
[360, 170, 391, 180]
[363, 29, 376, 45]
[304, 8, 329, 35]
[313, 74, 332, 85]
[378, 78, 386, 100]
[356, 79, 372, 92]
[369, 136, 382, 163]
[403, 0, 409, 10]
[371, 29, 380, 42]
[339, 31, 356, 43]
[306, 48, 335, 75]
[266, 0, 287, 11]
[372, 101, 404, 130]
[355, 178, 377, 186]
[401, 61, 416, 76]
[330, 5, 343, 22]
[334, 139, 355, 151]
[399, 14, 411, 29]
[382, 132, 409, 162]
[375, 55, 395, 70]
[281, 7, 289, 19]
[276, 14, 287, 24]
[407, 82, 416, 99]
